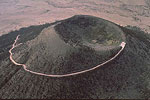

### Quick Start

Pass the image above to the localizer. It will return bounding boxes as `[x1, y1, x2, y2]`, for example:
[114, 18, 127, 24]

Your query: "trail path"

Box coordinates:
[9, 35, 126, 78]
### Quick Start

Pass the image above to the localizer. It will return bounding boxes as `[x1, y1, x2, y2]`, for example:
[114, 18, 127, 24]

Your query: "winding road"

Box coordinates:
[9, 35, 126, 78]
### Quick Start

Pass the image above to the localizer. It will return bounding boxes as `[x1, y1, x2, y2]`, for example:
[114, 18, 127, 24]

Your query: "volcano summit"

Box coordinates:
[9, 15, 126, 76]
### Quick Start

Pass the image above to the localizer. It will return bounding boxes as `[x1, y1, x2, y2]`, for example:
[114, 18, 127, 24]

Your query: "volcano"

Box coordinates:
[0, 15, 150, 99]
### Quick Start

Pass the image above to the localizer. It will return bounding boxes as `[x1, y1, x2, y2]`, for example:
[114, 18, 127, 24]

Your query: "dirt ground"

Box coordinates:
[0, 0, 150, 36]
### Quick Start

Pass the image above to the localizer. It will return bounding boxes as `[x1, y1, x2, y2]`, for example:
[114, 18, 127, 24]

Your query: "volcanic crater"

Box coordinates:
[11, 15, 126, 75]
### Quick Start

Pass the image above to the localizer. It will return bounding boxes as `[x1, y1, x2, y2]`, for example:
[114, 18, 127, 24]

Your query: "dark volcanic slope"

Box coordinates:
[0, 15, 150, 99]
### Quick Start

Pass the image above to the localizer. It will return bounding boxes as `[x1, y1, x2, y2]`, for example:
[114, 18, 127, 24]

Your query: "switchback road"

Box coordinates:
[9, 35, 126, 78]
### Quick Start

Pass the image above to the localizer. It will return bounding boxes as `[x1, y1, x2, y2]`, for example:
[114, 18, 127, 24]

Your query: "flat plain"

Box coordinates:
[0, 0, 150, 36]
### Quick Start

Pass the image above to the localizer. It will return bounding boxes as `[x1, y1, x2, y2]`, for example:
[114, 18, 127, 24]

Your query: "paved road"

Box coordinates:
[9, 35, 126, 78]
